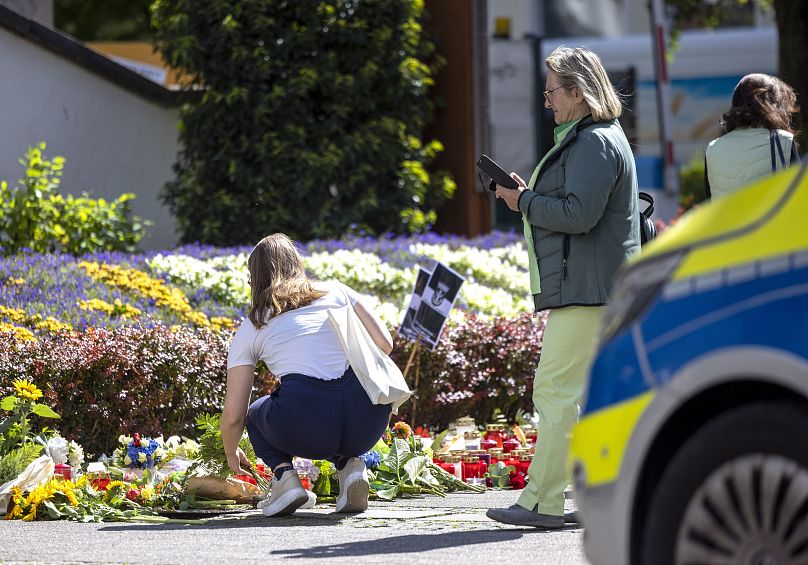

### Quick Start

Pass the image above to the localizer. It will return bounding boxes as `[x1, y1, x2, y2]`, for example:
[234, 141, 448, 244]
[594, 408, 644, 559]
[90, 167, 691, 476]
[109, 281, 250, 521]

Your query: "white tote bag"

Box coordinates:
[327, 304, 412, 414]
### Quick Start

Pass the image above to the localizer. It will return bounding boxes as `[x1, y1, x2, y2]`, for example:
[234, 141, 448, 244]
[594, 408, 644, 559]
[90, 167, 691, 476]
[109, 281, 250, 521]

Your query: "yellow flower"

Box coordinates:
[0, 323, 35, 342]
[12, 378, 42, 401]
[140, 484, 155, 501]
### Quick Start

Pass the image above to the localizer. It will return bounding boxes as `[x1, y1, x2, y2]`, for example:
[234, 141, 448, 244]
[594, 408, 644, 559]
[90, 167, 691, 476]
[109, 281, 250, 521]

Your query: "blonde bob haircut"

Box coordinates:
[247, 233, 326, 328]
[546, 46, 622, 122]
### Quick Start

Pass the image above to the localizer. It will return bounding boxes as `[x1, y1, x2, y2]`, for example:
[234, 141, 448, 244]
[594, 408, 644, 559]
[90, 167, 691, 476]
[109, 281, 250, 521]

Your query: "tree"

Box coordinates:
[150, 0, 455, 246]
[665, 0, 808, 149]
[55, 0, 152, 41]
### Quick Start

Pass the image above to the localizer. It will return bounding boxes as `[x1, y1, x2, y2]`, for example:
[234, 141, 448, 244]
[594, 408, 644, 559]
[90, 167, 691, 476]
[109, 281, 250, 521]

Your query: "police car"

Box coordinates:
[571, 160, 808, 565]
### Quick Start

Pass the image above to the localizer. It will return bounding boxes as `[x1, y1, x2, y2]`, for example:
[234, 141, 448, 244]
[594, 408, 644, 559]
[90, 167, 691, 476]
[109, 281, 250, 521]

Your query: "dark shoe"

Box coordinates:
[564, 510, 580, 523]
[486, 504, 564, 529]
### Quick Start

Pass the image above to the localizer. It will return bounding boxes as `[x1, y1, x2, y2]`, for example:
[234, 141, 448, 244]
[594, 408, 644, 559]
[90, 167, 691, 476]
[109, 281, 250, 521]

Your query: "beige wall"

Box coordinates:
[0, 28, 180, 250]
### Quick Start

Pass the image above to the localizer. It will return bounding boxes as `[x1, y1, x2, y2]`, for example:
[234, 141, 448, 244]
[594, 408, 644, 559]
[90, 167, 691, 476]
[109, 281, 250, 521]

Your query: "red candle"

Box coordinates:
[503, 436, 521, 453]
[484, 424, 504, 449]
[92, 477, 111, 491]
[53, 463, 72, 481]
[518, 455, 532, 476]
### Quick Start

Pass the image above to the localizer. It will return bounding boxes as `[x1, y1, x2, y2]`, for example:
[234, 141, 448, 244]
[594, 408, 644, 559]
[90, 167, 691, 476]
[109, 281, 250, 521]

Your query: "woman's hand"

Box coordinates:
[495, 172, 527, 212]
[226, 447, 252, 475]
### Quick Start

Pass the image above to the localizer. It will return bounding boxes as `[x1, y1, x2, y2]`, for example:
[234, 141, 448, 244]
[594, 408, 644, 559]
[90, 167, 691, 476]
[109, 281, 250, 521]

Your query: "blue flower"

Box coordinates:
[359, 450, 381, 469]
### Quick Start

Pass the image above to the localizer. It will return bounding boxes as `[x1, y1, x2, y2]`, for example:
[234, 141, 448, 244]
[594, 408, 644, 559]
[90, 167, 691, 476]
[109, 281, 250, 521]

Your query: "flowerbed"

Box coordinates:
[0, 230, 543, 453]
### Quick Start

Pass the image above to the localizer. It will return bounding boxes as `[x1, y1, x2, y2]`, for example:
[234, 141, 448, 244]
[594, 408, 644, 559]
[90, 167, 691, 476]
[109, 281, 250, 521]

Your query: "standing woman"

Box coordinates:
[487, 46, 640, 528]
[221, 233, 393, 517]
[705, 73, 800, 199]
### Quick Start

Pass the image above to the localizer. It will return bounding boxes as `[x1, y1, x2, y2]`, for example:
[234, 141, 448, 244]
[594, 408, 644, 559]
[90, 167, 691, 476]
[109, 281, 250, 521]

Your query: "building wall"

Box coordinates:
[0, 28, 179, 250]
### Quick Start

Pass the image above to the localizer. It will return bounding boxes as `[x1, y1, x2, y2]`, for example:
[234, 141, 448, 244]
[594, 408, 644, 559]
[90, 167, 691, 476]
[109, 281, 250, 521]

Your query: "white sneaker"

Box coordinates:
[258, 488, 317, 510]
[334, 457, 369, 513]
[299, 489, 317, 509]
[259, 471, 308, 517]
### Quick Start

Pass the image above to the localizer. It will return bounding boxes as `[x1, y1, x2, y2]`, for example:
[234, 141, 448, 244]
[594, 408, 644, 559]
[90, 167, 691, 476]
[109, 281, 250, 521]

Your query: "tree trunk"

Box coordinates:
[774, 0, 808, 151]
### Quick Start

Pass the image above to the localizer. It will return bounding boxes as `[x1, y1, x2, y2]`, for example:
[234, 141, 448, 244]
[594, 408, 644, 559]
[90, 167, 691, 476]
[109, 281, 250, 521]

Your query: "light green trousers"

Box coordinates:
[517, 305, 605, 516]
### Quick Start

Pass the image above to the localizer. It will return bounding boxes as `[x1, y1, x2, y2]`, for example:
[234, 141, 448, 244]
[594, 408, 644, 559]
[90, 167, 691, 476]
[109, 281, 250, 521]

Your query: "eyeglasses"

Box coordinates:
[543, 85, 564, 100]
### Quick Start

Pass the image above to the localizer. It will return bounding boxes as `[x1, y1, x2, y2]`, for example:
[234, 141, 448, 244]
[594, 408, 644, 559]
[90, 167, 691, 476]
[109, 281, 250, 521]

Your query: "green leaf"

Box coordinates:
[31, 404, 60, 419]
[384, 438, 411, 473]
[0, 396, 17, 411]
[375, 485, 400, 500]
[403, 456, 428, 486]
[417, 468, 440, 487]
[44, 500, 63, 518]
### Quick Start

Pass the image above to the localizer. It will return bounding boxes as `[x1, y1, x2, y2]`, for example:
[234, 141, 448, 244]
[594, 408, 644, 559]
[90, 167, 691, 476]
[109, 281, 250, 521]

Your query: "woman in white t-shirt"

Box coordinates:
[221, 233, 394, 517]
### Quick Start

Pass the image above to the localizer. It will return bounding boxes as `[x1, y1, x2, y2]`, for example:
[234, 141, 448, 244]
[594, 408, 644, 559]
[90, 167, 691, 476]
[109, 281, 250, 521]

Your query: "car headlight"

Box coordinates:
[599, 251, 684, 346]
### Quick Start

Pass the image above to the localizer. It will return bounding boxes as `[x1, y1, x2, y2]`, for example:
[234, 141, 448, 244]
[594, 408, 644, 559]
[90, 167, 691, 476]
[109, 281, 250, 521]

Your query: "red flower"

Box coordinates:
[509, 473, 526, 490]
[126, 488, 140, 501]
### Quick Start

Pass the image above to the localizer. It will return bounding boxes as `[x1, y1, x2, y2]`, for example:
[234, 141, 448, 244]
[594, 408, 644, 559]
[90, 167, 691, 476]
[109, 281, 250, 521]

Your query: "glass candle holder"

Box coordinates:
[503, 436, 522, 453]
[484, 424, 504, 449]
[53, 463, 72, 481]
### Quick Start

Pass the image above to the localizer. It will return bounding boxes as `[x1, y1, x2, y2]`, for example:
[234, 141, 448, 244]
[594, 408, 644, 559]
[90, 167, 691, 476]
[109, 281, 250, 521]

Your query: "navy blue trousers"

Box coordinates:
[245, 366, 391, 471]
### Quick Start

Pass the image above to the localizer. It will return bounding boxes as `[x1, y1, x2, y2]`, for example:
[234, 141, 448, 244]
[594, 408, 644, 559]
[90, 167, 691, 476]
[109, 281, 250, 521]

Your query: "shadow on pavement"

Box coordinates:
[270, 529, 526, 558]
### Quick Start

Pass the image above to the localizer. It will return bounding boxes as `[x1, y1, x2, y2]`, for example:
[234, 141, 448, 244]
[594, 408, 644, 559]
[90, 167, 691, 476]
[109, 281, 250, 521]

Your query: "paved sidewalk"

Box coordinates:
[0, 490, 588, 565]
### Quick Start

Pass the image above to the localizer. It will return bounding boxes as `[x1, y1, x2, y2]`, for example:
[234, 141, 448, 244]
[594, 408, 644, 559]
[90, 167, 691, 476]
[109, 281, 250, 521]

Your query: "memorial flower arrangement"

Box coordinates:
[113, 434, 166, 470]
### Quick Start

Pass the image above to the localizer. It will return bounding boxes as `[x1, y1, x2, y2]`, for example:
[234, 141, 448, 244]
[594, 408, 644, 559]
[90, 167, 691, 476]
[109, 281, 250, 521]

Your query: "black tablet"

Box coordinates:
[476, 154, 518, 190]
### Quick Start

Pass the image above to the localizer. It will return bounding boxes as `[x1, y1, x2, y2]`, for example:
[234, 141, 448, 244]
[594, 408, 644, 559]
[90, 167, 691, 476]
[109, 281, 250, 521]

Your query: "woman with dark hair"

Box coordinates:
[221, 233, 393, 517]
[706, 73, 800, 198]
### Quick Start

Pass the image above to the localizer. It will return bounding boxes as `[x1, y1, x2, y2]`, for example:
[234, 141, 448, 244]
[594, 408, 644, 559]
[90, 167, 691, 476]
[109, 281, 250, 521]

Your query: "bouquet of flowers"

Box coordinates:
[113, 434, 165, 470]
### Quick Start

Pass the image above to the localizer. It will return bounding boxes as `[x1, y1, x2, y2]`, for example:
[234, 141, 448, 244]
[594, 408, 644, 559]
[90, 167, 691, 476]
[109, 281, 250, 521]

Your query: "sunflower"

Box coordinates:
[12, 378, 42, 401]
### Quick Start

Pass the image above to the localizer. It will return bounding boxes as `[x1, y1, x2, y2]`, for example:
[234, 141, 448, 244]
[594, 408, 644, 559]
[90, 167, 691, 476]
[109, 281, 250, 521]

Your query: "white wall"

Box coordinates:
[0, 28, 180, 250]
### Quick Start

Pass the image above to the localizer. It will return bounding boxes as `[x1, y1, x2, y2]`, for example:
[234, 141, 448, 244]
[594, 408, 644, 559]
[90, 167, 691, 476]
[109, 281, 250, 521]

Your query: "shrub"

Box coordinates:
[0, 325, 231, 455]
[150, 0, 455, 245]
[0, 143, 149, 256]
[391, 312, 544, 429]
[678, 156, 708, 211]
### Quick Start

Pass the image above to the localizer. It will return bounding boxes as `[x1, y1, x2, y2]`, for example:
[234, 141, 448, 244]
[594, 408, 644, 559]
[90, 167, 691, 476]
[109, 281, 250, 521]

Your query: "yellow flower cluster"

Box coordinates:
[0, 305, 72, 335]
[34, 317, 73, 333]
[0, 277, 24, 286]
[79, 262, 215, 329]
[12, 378, 43, 401]
[0, 305, 25, 323]
[79, 298, 142, 320]
[4, 477, 78, 521]
[0, 323, 35, 342]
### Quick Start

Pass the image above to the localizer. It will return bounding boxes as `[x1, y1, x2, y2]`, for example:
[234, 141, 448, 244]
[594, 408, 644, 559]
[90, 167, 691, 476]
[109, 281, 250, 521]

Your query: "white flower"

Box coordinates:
[155, 448, 165, 459]
[67, 440, 85, 468]
[137, 452, 147, 463]
[46, 436, 69, 465]
[119, 435, 132, 446]
[124, 455, 133, 465]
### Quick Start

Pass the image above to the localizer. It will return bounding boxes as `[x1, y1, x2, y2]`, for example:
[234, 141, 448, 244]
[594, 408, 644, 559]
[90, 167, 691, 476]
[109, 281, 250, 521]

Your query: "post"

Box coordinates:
[648, 0, 679, 196]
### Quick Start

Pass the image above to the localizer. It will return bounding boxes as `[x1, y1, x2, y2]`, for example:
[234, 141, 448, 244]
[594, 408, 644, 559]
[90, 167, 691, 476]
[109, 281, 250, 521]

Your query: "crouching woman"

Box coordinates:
[221, 233, 393, 516]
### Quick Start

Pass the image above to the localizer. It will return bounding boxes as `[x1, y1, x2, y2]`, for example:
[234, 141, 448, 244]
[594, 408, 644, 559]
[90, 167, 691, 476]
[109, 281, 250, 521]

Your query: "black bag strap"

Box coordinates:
[638, 191, 654, 218]
[770, 130, 787, 171]
[704, 156, 711, 200]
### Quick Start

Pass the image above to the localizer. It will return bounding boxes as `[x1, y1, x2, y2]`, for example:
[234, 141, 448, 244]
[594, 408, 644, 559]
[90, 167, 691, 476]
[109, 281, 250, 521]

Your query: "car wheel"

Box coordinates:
[640, 401, 808, 565]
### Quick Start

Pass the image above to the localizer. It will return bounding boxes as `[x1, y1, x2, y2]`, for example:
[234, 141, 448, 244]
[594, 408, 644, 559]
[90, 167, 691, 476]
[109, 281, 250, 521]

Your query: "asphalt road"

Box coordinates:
[0, 489, 589, 565]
